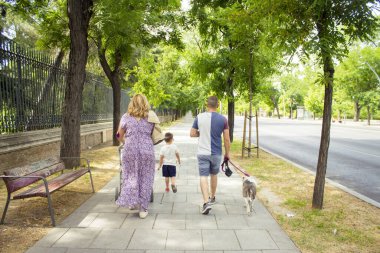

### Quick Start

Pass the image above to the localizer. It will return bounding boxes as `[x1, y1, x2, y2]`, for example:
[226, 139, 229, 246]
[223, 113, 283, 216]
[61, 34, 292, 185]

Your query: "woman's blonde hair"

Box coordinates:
[127, 94, 150, 118]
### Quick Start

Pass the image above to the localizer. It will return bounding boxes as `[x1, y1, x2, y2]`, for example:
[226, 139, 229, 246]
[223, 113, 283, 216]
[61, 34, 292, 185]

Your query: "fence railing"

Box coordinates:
[0, 35, 129, 134]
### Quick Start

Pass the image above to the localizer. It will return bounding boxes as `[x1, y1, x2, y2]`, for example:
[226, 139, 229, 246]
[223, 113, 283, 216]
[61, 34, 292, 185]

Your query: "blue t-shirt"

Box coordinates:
[192, 112, 229, 155]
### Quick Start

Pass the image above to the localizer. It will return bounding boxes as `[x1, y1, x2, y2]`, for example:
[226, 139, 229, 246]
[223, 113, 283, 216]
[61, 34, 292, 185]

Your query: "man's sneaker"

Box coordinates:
[202, 202, 212, 215]
[171, 185, 177, 193]
[209, 196, 216, 205]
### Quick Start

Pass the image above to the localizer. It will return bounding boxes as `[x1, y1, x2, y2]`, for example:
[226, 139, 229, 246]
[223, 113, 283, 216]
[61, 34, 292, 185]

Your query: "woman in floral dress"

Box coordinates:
[116, 94, 156, 219]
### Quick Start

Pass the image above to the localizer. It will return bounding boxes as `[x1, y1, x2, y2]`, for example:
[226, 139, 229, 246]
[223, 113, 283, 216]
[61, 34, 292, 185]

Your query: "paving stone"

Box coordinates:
[262, 250, 301, 253]
[116, 207, 140, 214]
[89, 228, 134, 249]
[148, 202, 174, 214]
[245, 214, 282, 230]
[185, 214, 217, 229]
[208, 204, 228, 215]
[121, 213, 156, 229]
[34, 228, 69, 247]
[267, 230, 299, 250]
[235, 230, 278, 250]
[25, 247, 67, 253]
[53, 228, 101, 248]
[59, 212, 94, 228]
[186, 193, 203, 204]
[224, 251, 261, 253]
[185, 251, 222, 253]
[154, 214, 186, 229]
[170, 185, 198, 193]
[225, 204, 251, 215]
[89, 213, 127, 228]
[215, 214, 249, 229]
[78, 213, 100, 228]
[173, 202, 201, 214]
[147, 251, 184, 253]
[128, 229, 167, 250]
[107, 250, 144, 253]
[89, 202, 119, 213]
[66, 249, 106, 253]
[161, 193, 188, 203]
[202, 230, 241, 250]
[166, 230, 203, 250]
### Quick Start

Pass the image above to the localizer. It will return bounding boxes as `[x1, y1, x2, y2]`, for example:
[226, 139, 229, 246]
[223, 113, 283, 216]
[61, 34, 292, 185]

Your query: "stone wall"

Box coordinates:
[0, 123, 113, 173]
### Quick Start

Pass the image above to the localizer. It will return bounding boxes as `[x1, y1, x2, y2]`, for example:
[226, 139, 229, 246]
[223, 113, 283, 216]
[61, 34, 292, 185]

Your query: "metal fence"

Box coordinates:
[0, 35, 129, 134]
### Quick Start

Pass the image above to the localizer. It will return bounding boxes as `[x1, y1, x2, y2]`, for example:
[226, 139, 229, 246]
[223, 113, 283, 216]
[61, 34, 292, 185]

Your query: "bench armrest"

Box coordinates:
[60, 157, 91, 171]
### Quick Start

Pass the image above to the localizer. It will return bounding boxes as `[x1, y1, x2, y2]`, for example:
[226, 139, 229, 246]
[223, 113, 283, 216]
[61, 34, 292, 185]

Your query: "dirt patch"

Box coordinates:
[0, 142, 118, 253]
[231, 141, 380, 253]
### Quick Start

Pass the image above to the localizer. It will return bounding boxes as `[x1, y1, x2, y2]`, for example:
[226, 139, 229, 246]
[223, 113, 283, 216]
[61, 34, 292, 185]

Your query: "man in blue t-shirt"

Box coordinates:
[190, 96, 231, 215]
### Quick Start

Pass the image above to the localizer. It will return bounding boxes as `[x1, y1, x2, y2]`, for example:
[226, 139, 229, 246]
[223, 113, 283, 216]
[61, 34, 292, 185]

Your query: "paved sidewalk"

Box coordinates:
[26, 115, 300, 253]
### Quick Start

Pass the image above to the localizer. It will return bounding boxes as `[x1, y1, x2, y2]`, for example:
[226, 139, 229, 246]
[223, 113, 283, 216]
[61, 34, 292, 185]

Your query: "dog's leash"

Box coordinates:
[228, 160, 251, 177]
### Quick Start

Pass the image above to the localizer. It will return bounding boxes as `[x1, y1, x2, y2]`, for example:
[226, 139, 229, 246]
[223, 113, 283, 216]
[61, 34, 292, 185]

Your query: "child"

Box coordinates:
[157, 132, 181, 193]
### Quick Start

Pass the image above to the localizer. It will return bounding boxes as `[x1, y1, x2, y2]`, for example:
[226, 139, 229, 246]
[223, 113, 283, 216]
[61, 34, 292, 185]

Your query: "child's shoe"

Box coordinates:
[165, 187, 170, 192]
[171, 185, 177, 193]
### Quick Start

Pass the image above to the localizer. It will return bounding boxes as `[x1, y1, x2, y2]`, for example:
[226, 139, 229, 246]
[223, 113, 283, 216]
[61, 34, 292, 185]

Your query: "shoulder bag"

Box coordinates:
[148, 110, 164, 145]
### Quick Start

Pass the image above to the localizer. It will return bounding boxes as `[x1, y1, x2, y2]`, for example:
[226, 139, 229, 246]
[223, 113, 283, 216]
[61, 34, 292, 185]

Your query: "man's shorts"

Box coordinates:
[197, 155, 222, 176]
[162, 165, 176, 177]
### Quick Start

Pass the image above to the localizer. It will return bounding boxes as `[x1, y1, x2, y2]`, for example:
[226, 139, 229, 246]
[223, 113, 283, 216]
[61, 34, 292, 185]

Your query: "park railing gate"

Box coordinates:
[0, 35, 129, 134]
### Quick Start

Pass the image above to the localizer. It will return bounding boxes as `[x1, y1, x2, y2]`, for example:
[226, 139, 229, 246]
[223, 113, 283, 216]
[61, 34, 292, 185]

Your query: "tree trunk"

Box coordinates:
[97, 43, 123, 146]
[112, 78, 121, 145]
[312, 13, 334, 209]
[275, 104, 280, 119]
[227, 67, 235, 142]
[60, 0, 93, 167]
[354, 100, 361, 121]
[367, 105, 371, 126]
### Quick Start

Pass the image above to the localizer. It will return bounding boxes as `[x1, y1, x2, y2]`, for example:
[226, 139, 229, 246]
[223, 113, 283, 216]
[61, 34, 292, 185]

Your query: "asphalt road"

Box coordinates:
[234, 116, 380, 204]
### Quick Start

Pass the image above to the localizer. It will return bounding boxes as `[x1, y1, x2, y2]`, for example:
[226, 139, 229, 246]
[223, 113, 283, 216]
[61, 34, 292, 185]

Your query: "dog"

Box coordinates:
[242, 176, 257, 216]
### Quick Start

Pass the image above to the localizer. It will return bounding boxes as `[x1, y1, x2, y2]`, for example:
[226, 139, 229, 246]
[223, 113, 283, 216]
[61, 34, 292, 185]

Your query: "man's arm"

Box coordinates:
[190, 128, 200, 137]
[223, 128, 231, 159]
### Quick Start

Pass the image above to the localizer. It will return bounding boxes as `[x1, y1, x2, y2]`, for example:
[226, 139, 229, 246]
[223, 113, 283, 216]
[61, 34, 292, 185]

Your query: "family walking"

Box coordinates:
[115, 94, 230, 218]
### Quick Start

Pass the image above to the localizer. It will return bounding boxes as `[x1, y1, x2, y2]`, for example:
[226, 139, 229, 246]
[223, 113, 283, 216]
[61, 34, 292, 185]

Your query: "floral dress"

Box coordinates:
[116, 114, 155, 211]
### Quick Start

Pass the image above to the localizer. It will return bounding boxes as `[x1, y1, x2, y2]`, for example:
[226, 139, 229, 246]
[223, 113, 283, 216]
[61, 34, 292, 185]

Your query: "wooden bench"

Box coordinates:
[0, 157, 94, 226]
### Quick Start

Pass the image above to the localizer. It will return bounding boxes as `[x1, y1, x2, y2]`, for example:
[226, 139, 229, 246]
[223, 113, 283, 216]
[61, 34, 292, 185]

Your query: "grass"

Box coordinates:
[230, 141, 380, 253]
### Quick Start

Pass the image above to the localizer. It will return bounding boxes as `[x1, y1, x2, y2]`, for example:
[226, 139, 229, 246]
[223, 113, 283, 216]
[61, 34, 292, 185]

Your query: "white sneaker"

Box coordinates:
[139, 210, 148, 219]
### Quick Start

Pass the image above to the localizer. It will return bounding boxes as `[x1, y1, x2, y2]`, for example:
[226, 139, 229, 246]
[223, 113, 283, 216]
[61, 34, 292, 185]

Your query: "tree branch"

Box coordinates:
[97, 35, 113, 81]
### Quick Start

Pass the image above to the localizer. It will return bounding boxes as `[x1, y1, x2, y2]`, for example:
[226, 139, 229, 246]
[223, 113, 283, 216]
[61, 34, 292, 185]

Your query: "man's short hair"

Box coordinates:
[207, 96, 219, 108]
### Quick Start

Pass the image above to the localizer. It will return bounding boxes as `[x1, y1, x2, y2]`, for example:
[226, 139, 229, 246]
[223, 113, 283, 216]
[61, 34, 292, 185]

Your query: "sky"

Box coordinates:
[181, 0, 191, 11]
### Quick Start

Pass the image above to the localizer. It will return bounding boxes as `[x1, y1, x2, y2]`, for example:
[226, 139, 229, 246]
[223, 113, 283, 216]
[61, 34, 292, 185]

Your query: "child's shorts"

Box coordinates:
[162, 165, 176, 177]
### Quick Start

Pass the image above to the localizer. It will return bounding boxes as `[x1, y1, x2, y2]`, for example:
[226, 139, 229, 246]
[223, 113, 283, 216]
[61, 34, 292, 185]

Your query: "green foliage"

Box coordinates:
[128, 45, 201, 112]
[335, 46, 380, 118]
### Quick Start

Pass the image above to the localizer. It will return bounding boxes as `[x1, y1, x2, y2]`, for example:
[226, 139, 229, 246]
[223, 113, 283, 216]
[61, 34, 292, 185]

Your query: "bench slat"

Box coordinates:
[4, 163, 66, 193]
[13, 169, 89, 199]
[3, 158, 61, 177]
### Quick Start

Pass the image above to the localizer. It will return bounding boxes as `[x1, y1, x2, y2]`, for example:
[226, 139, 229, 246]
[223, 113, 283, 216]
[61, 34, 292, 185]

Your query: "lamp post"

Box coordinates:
[364, 61, 380, 86]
